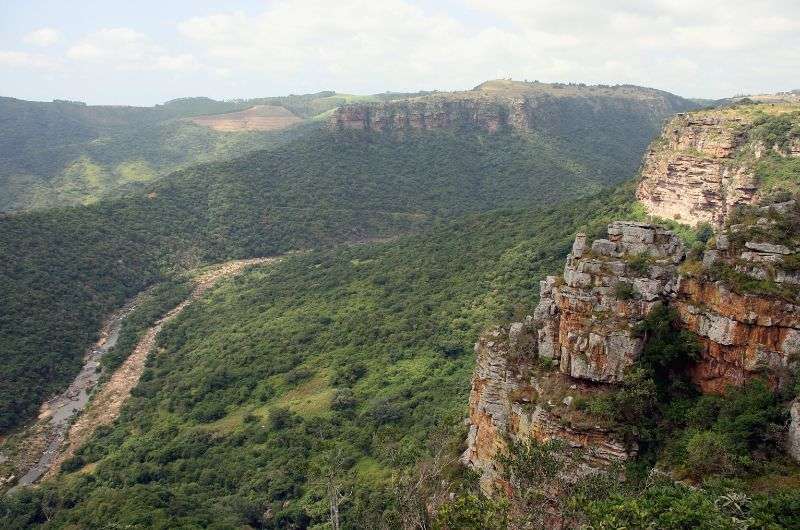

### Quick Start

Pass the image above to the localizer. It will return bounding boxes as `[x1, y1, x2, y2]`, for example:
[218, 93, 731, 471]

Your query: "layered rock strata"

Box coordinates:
[329, 96, 529, 133]
[537, 222, 685, 383]
[636, 112, 758, 227]
[464, 218, 800, 494]
[462, 325, 634, 495]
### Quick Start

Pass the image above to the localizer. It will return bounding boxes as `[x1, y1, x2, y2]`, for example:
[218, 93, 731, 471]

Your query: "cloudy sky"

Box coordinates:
[1, 0, 798, 105]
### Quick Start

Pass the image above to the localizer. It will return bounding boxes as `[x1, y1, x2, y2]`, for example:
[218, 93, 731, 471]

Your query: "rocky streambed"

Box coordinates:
[4, 296, 142, 493]
[2, 256, 279, 494]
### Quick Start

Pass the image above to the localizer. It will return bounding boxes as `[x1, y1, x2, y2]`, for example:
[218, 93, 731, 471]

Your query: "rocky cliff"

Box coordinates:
[637, 104, 800, 227]
[463, 215, 800, 497]
[328, 80, 696, 134]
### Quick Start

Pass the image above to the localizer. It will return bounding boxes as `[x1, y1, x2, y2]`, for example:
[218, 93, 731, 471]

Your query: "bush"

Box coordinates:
[268, 407, 296, 430]
[613, 281, 636, 300]
[635, 304, 699, 376]
[434, 493, 508, 530]
[331, 388, 358, 410]
[284, 367, 313, 385]
[626, 251, 652, 275]
[683, 430, 735, 478]
[331, 363, 367, 386]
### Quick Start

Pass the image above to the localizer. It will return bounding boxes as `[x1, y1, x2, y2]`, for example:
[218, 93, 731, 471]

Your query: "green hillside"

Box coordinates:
[0, 85, 693, 433]
[4, 187, 799, 529]
[0, 96, 312, 211]
[0, 187, 642, 528]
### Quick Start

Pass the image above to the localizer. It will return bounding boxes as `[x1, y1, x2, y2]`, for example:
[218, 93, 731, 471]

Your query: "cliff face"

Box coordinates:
[538, 222, 684, 383]
[636, 112, 758, 226]
[329, 96, 528, 133]
[328, 80, 696, 134]
[464, 214, 800, 495]
[462, 324, 634, 496]
[636, 105, 800, 227]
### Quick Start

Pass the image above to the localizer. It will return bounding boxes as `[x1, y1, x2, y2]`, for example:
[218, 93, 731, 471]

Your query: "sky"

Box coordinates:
[1, 0, 798, 106]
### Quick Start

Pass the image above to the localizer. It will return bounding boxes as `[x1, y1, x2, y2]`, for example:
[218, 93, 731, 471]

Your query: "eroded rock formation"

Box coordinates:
[329, 96, 529, 133]
[461, 325, 634, 496]
[636, 112, 759, 226]
[328, 80, 697, 134]
[464, 217, 800, 495]
[538, 222, 684, 383]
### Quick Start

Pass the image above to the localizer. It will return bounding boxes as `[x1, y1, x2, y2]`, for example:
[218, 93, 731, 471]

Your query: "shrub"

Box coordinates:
[683, 430, 735, 478]
[268, 407, 296, 430]
[613, 281, 636, 300]
[284, 366, 313, 385]
[434, 493, 508, 530]
[635, 304, 699, 376]
[436, 340, 466, 358]
[331, 388, 358, 410]
[695, 223, 715, 245]
[191, 400, 227, 423]
[331, 362, 367, 386]
[626, 251, 651, 275]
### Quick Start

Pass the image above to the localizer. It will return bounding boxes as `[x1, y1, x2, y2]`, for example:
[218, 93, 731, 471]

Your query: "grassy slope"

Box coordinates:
[0, 187, 642, 529]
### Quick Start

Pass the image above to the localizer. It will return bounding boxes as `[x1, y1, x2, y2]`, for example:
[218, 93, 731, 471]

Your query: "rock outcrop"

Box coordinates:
[462, 325, 634, 496]
[464, 216, 800, 495]
[328, 79, 697, 134]
[636, 112, 759, 227]
[790, 400, 800, 461]
[537, 222, 685, 383]
[637, 104, 800, 228]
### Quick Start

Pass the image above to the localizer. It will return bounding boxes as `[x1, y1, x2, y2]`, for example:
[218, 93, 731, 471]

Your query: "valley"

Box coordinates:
[1, 77, 798, 529]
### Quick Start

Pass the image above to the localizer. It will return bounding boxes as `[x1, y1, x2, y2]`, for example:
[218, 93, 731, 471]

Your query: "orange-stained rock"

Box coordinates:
[536, 221, 685, 383]
[462, 325, 634, 496]
[674, 277, 800, 393]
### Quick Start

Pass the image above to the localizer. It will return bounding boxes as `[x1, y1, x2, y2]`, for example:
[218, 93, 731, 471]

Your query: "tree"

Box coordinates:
[310, 446, 352, 530]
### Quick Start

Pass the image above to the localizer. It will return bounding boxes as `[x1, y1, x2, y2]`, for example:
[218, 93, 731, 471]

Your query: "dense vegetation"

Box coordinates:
[0, 110, 667, 434]
[0, 187, 644, 528]
[0, 96, 310, 211]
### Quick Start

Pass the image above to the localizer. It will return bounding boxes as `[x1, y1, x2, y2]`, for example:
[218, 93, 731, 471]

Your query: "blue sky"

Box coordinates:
[1, 0, 798, 105]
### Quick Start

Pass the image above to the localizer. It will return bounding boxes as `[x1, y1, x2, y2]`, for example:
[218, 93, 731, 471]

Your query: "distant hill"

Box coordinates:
[0, 91, 431, 212]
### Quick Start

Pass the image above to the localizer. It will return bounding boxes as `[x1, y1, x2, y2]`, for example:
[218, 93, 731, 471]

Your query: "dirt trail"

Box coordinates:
[40, 257, 278, 481]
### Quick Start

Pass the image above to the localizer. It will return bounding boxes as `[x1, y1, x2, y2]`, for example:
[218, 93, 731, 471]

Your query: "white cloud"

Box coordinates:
[66, 27, 203, 72]
[170, 0, 799, 97]
[23, 27, 60, 47]
[2, 1, 798, 103]
[0, 50, 59, 70]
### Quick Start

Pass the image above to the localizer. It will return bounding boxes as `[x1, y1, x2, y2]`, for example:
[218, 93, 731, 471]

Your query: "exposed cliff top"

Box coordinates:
[329, 79, 697, 133]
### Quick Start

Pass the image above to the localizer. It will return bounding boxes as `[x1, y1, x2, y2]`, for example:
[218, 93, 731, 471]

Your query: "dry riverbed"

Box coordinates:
[1, 257, 278, 493]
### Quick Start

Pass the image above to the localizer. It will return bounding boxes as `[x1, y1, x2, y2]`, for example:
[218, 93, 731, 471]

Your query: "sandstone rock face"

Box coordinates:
[789, 400, 800, 462]
[636, 113, 758, 227]
[465, 218, 800, 490]
[674, 277, 800, 393]
[328, 80, 697, 136]
[461, 325, 633, 495]
[537, 221, 684, 383]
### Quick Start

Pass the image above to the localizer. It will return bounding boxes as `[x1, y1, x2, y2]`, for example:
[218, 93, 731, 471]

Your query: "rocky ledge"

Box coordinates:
[328, 95, 529, 133]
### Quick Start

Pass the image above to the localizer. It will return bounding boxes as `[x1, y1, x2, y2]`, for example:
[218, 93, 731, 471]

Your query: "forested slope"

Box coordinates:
[0, 85, 693, 433]
[0, 187, 643, 528]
